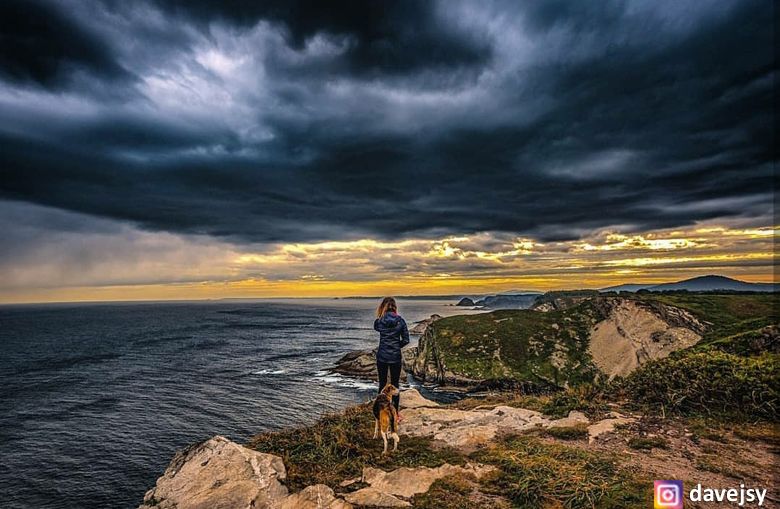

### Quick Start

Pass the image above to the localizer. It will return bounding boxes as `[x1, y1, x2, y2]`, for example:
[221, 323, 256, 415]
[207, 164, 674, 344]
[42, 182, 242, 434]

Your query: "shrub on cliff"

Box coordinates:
[616, 350, 778, 420]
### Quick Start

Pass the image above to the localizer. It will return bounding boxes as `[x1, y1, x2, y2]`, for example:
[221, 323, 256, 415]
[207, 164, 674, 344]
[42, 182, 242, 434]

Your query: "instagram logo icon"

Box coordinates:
[654, 480, 683, 509]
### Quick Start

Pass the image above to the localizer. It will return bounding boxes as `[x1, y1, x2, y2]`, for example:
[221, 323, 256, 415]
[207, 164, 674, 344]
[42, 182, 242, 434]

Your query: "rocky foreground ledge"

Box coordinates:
[139, 389, 636, 509]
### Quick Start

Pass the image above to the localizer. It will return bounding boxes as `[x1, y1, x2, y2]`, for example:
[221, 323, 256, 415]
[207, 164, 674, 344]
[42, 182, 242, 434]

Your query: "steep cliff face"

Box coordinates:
[588, 298, 705, 378]
[411, 296, 707, 388]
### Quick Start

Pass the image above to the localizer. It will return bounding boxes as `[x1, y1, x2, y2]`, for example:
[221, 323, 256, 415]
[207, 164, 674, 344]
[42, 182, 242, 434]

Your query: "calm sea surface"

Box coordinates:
[0, 298, 478, 509]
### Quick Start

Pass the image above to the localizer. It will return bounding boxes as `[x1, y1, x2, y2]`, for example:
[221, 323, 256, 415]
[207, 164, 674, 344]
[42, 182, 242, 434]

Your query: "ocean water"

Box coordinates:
[0, 298, 476, 509]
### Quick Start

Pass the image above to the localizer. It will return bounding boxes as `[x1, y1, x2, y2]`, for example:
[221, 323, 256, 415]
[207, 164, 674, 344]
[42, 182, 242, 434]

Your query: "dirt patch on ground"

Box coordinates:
[561, 416, 779, 508]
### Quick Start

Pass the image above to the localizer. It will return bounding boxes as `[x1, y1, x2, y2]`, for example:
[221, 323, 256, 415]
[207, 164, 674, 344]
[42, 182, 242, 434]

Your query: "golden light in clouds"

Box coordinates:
[1, 223, 775, 303]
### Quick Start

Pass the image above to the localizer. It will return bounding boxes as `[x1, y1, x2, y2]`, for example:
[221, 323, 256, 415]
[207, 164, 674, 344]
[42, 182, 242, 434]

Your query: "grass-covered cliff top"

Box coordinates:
[417, 292, 778, 389]
[422, 302, 604, 387]
[634, 292, 778, 343]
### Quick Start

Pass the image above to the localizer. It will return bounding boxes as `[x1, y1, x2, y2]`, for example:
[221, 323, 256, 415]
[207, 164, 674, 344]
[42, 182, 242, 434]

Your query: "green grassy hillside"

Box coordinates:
[636, 293, 778, 343]
[413, 293, 778, 393]
[414, 301, 607, 388]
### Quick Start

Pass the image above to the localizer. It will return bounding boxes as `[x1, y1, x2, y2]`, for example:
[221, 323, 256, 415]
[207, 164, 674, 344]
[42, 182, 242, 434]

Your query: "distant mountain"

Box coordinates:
[601, 275, 776, 293]
[600, 284, 652, 293]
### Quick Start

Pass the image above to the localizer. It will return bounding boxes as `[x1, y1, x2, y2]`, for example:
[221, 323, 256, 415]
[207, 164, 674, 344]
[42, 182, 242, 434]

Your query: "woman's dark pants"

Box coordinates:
[376, 361, 401, 410]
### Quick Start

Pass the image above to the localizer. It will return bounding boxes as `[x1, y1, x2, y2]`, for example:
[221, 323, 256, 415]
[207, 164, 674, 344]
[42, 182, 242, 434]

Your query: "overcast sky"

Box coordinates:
[0, 0, 775, 302]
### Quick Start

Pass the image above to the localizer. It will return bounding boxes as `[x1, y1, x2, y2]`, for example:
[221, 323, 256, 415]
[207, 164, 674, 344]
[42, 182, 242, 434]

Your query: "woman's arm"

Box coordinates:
[399, 318, 410, 347]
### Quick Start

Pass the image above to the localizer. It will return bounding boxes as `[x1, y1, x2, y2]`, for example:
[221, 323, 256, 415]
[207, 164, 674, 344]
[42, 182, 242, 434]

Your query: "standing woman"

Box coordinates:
[374, 297, 409, 414]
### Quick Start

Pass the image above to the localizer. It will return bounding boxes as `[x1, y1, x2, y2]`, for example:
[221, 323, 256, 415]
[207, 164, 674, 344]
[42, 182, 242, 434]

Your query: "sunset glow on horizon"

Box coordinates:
[1, 204, 774, 304]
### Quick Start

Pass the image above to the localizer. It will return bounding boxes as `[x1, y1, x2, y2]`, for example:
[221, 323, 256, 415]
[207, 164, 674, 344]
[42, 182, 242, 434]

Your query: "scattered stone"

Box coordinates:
[343, 487, 411, 508]
[548, 410, 589, 428]
[138, 436, 289, 509]
[339, 477, 361, 488]
[587, 417, 636, 444]
[279, 484, 352, 509]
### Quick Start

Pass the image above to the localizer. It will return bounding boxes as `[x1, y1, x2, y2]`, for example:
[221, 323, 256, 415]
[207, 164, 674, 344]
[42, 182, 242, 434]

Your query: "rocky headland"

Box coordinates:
[139, 291, 778, 508]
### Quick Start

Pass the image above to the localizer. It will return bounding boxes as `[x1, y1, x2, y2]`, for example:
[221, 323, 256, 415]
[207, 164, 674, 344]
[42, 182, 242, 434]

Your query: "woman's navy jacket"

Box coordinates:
[374, 312, 410, 364]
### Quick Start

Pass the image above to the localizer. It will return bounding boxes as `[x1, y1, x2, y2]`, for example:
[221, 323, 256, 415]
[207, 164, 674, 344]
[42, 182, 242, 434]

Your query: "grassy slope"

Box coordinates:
[425, 293, 778, 387]
[615, 293, 780, 419]
[426, 303, 604, 387]
[636, 293, 778, 344]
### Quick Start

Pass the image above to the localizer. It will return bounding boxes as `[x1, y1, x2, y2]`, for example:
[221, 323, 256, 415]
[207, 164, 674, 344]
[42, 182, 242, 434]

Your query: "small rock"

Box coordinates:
[548, 410, 589, 428]
[587, 417, 635, 444]
[279, 485, 352, 509]
[399, 389, 439, 410]
[339, 477, 361, 488]
[343, 488, 410, 508]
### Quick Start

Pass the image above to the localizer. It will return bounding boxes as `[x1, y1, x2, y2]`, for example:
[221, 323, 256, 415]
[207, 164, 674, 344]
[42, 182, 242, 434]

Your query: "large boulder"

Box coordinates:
[330, 349, 410, 382]
[139, 436, 289, 509]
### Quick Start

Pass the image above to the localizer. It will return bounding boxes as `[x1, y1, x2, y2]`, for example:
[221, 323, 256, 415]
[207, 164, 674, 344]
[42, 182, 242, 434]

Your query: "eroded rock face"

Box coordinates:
[588, 299, 704, 378]
[139, 436, 289, 509]
[409, 314, 443, 335]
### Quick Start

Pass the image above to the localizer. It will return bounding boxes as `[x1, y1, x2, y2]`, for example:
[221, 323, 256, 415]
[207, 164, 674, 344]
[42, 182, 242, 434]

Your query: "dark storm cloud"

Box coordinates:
[0, 0, 130, 88]
[152, 0, 492, 75]
[0, 0, 774, 244]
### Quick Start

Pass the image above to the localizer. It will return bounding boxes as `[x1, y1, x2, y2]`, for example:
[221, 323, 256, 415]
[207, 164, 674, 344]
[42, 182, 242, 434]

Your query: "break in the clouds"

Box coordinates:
[0, 200, 775, 303]
[0, 1, 775, 301]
